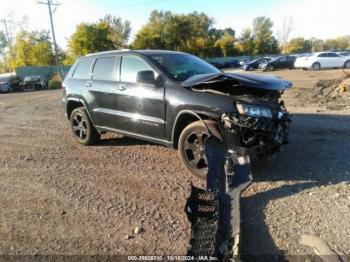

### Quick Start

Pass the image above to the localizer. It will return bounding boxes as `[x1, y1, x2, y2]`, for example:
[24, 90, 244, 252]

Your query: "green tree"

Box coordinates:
[67, 15, 131, 60]
[324, 36, 350, 51]
[133, 10, 168, 50]
[236, 28, 254, 55]
[10, 30, 55, 68]
[252, 16, 279, 54]
[214, 33, 237, 57]
[101, 14, 131, 48]
[133, 10, 219, 57]
[311, 38, 324, 52]
[285, 37, 311, 53]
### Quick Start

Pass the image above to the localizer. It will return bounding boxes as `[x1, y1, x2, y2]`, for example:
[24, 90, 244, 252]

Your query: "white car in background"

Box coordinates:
[294, 52, 350, 70]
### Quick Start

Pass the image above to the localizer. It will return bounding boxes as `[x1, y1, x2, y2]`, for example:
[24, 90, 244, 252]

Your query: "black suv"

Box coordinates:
[63, 50, 291, 178]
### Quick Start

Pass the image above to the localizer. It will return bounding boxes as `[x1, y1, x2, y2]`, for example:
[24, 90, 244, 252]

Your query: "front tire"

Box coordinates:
[178, 121, 209, 179]
[70, 107, 99, 146]
[312, 62, 321, 71]
[344, 60, 350, 69]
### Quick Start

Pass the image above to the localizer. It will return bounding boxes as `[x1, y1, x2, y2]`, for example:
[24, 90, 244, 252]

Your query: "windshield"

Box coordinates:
[147, 53, 220, 81]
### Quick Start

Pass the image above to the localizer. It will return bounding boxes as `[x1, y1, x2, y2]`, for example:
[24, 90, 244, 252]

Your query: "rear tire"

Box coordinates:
[312, 62, 321, 71]
[70, 107, 99, 146]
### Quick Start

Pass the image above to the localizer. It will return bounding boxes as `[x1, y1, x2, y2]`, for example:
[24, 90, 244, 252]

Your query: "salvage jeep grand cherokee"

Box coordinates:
[62, 50, 291, 178]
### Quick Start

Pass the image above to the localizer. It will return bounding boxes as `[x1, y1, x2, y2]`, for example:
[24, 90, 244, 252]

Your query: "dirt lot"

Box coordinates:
[0, 69, 349, 259]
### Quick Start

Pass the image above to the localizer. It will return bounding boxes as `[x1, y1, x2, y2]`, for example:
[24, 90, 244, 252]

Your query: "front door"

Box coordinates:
[113, 54, 165, 139]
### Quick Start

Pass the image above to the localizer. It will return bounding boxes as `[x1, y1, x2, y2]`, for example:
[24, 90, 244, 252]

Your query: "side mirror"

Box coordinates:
[136, 70, 156, 85]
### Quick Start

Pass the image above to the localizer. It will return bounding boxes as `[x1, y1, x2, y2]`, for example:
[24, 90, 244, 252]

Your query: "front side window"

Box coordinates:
[73, 58, 93, 79]
[148, 53, 220, 82]
[328, 53, 339, 57]
[93, 56, 117, 81]
[120, 55, 156, 83]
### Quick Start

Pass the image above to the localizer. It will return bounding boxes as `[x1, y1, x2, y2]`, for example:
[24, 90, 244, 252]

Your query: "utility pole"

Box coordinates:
[37, 0, 62, 77]
[0, 19, 14, 75]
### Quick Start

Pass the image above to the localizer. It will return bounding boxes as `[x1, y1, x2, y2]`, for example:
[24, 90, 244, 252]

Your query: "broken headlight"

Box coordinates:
[236, 103, 272, 118]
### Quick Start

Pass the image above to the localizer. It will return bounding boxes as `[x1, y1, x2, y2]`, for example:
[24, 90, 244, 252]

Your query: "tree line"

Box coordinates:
[1, 10, 350, 72]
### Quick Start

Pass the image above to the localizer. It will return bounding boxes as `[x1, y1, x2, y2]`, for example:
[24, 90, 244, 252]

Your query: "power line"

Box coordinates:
[37, 0, 62, 77]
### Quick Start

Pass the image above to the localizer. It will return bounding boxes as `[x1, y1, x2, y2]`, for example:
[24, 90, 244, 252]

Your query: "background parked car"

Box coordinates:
[239, 58, 251, 66]
[0, 75, 20, 93]
[261, 56, 296, 71]
[210, 59, 239, 69]
[242, 57, 272, 71]
[294, 52, 350, 70]
[20, 76, 47, 91]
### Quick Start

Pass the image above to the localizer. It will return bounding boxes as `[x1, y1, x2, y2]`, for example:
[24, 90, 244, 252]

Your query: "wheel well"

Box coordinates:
[67, 100, 84, 119]
[173, 113, 210, 149]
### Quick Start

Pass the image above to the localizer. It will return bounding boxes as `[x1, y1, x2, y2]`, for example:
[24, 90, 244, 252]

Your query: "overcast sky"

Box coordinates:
[0, 0, 349, 49]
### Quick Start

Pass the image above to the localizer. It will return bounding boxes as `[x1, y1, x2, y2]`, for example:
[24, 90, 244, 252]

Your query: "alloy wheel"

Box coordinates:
[72, 113, 88, 141]
[183, 130, 209, 171]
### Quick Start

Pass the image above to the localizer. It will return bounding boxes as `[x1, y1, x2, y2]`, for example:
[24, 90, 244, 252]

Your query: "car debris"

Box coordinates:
[183, 73, 291, 158]
[185, 117, 252, 261]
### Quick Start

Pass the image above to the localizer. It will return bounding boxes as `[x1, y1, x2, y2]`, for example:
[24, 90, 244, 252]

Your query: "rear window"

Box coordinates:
[73, 58, 93, 79]
[92, 56, 117, 81]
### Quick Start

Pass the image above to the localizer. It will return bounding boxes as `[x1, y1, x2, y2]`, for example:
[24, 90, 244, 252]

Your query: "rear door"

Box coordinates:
[85, 56, 119, 128]
[115, 54, 165, 139]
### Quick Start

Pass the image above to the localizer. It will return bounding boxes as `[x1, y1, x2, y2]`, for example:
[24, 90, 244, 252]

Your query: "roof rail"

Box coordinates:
[85, 49, 131, 57]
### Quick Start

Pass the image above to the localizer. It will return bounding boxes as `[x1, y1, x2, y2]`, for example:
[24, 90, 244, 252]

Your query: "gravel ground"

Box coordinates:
[0, 69, 349, 259]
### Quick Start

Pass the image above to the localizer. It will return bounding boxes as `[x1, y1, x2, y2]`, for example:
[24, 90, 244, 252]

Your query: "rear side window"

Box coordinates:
[73, 58, 93, 79]
[93, 56, 117, 81]
[318, 53, 328, 57]
[120, 55, 156, 83]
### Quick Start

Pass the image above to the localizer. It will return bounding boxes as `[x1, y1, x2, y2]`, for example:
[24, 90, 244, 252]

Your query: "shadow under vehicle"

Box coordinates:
[62, 50, 291, 178]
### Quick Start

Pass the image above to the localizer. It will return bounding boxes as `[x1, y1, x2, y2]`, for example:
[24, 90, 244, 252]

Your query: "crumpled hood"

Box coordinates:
[181, 72, 292, 91]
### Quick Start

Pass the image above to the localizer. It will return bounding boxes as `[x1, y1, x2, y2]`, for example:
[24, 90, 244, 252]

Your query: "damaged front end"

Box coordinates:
[183, 72, 292, 158]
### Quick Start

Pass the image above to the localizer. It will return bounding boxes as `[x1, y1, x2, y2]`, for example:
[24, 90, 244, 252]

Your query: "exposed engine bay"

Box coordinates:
[183, 73, 292, 158]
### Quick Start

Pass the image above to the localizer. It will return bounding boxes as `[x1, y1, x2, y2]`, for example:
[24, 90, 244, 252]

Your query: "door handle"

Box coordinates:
[85, 81, 92, 87]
